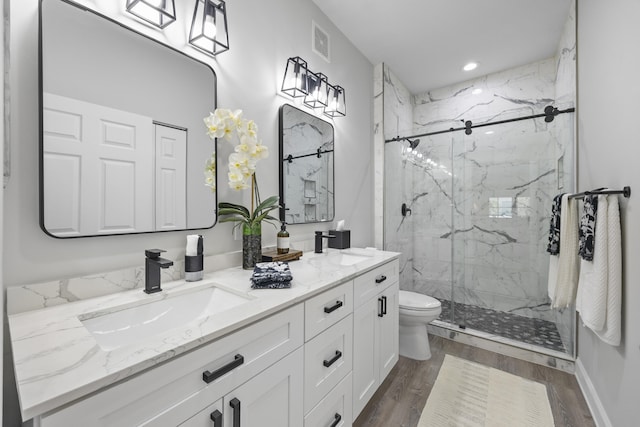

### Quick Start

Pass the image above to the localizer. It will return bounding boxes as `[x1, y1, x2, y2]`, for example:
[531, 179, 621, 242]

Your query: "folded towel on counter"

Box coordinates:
[552, 194, 580, 308]
[578, 195, 598, 261]
[576, 193, 621, 346]
[250, 261, 293, 289]
[547, 193, 565, 255]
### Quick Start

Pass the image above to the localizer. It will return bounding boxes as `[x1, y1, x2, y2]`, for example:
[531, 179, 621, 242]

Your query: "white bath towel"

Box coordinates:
[552, 195, 580, 308]
[577, 194, 621, 346]
[547, 254, 559, 302]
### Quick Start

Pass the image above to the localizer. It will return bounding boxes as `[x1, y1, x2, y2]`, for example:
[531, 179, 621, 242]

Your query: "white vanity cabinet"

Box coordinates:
[180, 347, 303, 427]
[38, 304, 304, 427]
[352, 260, 400, 418]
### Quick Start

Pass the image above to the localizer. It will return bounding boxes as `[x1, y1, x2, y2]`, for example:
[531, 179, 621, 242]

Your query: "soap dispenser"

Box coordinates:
[185, 235, 204, 282]
[277, 222, 290, 254]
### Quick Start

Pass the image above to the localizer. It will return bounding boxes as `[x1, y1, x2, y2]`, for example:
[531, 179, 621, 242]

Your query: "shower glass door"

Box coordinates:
[451, 109, 575, 357]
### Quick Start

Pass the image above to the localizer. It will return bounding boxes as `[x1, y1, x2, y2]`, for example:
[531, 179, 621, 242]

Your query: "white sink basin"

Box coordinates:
[81, 285, 253, 351]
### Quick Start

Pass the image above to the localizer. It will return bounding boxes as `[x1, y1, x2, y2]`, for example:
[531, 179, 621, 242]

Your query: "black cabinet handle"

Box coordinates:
[324, 300, 343, 314]
[375, 275, 387, 284]
[203, 354, 244, 384]
[230, 398, 241, 427]
[210, 409, 222, 427]
[382, 295, 387, 315]
[378, 297, 384, 317]
[330, 413, 342, 427]
[323, 350, 342, 367]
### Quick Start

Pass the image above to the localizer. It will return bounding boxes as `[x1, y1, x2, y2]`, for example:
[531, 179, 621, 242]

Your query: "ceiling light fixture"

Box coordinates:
[472, 88, 483, 95]
[463, 62, 478, 71]
[189, 0, 229, 56]
[126, 0, 176, 29]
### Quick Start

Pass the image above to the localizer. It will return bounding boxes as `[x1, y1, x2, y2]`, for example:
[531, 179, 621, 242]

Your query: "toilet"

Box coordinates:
[399, 290, 442, 360]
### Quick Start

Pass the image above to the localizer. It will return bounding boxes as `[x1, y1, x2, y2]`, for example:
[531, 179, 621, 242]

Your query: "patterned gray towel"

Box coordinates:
[250, 262, 293, 289]
[547, 193, 565, 255]
[578, 195, 598, 261]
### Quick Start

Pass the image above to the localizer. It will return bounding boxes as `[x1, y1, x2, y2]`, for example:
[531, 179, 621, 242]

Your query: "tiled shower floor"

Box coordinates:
[436, 299, 567, 353]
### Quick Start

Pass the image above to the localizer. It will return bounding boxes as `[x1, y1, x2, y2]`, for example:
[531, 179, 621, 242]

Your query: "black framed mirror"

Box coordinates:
[39, 0, 217, 238]
[279, 104, 335, 224]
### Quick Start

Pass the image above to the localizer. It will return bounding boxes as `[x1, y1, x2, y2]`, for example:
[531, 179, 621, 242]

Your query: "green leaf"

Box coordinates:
[218, 217, 249, 224]
[218, 202, 250, 218]
[251, 195, 280, 220]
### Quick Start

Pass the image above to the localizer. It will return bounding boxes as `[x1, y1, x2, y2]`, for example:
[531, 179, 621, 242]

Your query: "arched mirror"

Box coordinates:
[40, 0, 217, 238]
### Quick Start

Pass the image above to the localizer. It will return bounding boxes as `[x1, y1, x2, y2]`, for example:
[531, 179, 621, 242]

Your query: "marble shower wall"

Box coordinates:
[382, 65, 414, 290]
[382, 3, 576, 337]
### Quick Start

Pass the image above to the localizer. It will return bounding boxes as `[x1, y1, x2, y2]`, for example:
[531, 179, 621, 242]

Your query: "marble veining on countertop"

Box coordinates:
[8, 248, 399, 420]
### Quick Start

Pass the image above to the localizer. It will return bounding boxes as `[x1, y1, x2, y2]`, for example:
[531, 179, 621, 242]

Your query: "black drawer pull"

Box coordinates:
[330, 413, 342, 427]
[230, 398, 241, 427]
[323, 350, 342, 367]
[210, 409, 222, 427]
[203, 354, 244, 384]
[324, 300, 343, 314]
[378, 297, 384, 317]
[375, 275, 387, 284]
[382, 295, 387, 315]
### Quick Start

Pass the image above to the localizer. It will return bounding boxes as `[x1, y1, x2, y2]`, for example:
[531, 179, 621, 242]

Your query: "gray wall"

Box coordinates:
[3, 0, 373, 424]
[577, 0, 640, 425]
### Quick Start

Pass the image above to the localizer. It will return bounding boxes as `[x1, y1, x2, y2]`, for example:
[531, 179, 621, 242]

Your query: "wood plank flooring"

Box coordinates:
[353, 336, 595, 427]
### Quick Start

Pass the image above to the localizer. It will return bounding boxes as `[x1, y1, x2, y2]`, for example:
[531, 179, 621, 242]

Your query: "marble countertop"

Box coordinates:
[8, 248, 399, 420]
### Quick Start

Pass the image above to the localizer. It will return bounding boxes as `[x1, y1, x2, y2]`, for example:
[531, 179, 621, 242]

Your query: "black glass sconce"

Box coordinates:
[324, 85, 346, 117]
[282, 57, 310, 98]
[126, 0, 176, 29]
[304, 72, 330, 108]
[189, 0, 230, 56]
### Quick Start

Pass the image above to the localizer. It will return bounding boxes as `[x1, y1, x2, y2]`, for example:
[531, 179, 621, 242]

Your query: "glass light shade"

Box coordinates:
[324, 85, 346, 117]
[304, 72, 329, 108]
[126, 0, 176, 29]
[281, 57, 309, 98]
[189, 0, 230, 56]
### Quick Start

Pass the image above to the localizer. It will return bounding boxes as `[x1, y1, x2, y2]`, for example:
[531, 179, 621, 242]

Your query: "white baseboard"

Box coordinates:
[575, 358, 613, 427]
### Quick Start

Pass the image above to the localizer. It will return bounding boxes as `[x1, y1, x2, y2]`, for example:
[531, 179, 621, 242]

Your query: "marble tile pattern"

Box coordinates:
[383, 4, 576, 355]
[7, 251, 248, 315]
[383, 64, 415, 293]
[7, 248, 399, 419]
[373, 63, 384, 248]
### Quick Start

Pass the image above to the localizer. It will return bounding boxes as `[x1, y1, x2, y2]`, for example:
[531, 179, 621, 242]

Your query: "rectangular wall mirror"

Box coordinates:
[40, 0, 217, 238]
[279, 104, 334, 224]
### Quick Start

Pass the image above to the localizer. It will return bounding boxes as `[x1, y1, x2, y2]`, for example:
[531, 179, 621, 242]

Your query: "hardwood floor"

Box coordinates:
[353, 336, 595, 427]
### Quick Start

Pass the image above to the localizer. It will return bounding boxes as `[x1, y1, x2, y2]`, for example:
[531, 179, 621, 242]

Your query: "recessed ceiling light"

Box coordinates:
[485, 130, 494, 135]
[463, 62, 478, 72]
[472, 88, 482, 95]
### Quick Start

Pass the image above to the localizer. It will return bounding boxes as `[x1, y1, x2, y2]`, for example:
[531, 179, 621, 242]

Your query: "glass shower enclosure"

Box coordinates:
[384, 108, 576, 358]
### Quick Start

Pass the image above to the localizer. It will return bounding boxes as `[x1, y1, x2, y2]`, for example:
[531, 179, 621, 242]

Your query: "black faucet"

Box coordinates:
[144, 249, 174, 294]
[315, 231, 336, 254]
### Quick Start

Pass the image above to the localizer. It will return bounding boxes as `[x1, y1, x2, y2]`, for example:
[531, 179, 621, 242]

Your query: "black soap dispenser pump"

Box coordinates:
[277, 222, 290, 254]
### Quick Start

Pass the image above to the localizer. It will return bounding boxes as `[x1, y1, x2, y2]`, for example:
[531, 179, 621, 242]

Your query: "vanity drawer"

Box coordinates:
[304, 314, 353, 413]
[304, 372, 352, 427]
[40, 304, 304, 427]
[353, 259, 399, 308]
[304, 280, 353, 341]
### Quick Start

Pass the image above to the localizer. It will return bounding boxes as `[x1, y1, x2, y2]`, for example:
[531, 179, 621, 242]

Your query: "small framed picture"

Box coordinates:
[312, 21, 330, 63]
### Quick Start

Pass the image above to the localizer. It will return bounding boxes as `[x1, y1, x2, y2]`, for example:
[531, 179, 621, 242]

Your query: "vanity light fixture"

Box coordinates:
[189, 0, 230, 56]
[323, 85, 346, 118]
[126, 0, 176, 29]
[304, 72, 330, 108]
[282, 57, 310, 97]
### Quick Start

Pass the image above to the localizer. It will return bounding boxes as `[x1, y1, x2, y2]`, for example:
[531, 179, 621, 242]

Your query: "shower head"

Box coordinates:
[407, 138, 420, 150]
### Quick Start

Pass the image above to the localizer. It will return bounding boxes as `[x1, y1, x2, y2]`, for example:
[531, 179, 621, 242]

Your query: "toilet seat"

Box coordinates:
[399, 290, 441, 311]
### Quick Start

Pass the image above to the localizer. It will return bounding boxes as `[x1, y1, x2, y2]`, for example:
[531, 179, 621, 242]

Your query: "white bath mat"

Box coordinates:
[418, 355, 555, 427]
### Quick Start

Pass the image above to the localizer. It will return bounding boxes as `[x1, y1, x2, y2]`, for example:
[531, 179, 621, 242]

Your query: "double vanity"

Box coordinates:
[8, 248, 399, 426]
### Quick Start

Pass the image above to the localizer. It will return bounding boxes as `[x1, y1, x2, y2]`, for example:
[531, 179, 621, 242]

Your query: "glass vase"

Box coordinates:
[242, 222, 262, 269]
